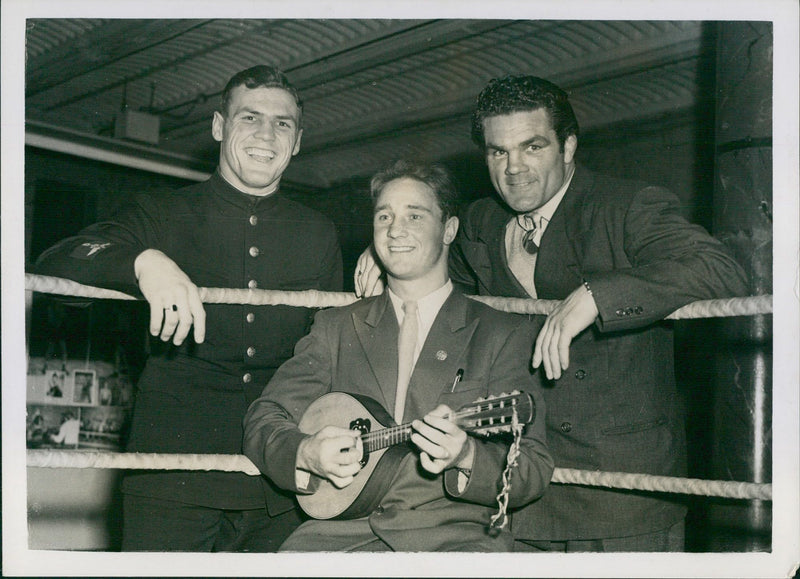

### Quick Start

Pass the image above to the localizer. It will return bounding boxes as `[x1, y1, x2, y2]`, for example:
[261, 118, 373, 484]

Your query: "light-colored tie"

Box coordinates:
[393, 300, 418, 423]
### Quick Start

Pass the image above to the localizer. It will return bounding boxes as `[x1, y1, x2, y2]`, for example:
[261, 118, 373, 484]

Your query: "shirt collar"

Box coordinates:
[388, 279, 453, 329]
[516, 163, 575, 232]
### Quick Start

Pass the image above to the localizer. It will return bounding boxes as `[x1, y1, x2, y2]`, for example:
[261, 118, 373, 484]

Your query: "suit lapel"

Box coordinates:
[353, 293, 399, 415]
[403, 292, 477, 421]
[536, 165, 593, 299]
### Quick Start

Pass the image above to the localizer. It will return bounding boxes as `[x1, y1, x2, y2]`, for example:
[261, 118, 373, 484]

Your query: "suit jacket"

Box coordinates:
[450, 165, 749, 540]
[243, 289, 554, 551]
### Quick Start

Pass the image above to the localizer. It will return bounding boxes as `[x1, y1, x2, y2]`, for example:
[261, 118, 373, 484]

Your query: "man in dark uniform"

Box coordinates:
[35, 65, 343, 551]
[355, 75, 749, 551]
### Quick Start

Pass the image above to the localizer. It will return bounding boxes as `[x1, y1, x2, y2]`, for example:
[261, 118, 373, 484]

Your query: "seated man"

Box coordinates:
[244, 160, 553, 552]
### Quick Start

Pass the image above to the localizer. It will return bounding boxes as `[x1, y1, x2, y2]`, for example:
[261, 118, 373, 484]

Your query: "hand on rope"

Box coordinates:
[353, 245, 385, 298]
[532, 282, 599, 380]
[134, 249, 206, 346]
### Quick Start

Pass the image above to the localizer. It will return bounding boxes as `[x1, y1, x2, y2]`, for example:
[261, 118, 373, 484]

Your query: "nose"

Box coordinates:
[387, 217, 407, 238]
[505, 150, 527, 175]
[254, 120, 275, 140]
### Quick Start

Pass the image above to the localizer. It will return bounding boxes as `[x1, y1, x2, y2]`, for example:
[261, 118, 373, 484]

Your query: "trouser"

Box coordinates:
[122, 494, 304, 552]
[514, 520, 685, 552]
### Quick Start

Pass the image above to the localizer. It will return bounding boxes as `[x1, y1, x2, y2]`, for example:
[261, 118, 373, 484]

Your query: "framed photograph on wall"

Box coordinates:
[43, 369, 67, 402]
[71, 369, 97, 406]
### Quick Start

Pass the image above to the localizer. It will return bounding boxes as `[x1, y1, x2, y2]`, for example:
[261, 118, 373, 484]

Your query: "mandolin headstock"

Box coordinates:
[454, 390, 535, 436]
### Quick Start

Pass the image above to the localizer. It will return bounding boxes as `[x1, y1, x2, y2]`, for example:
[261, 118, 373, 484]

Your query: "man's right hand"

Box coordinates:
[353, 246, 385, 298]
[134, 249, 206, 346]
[297, 426, 363, 489]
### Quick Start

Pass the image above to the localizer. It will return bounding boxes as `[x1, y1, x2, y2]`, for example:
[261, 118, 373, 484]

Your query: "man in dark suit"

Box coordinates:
[243, 160, 553, 551]
[356, 76, 749, 551]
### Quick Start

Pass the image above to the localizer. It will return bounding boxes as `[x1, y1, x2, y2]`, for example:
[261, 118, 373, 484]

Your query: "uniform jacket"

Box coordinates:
[34, 171, 343, 512]
[243, 289, 554, 551]
[450, 165, 749, 540]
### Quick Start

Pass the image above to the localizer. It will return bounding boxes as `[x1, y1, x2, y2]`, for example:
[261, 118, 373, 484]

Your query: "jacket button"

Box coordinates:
[634, 306, 643, 314]
[249, 246, 260, 257]
[249, 215, 258, 226]
[615, 309, 625, 317]
[560, 422, 572, 433]
[246, 346, 256, 358]
[248, 279, 258, 289]
[242, 373, 252, 383]
[374, 505, 384, 514]
[246, 312, 255, 323]
[574, 369, 587, 380]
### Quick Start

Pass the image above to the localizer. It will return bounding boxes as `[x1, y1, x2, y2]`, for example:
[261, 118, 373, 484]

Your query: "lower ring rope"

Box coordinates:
[25, 274, 772, 319]
[26, 450, 772, 501]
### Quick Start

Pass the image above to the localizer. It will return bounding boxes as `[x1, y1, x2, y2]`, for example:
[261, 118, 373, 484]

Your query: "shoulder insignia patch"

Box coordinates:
[71, 242, 111, 259]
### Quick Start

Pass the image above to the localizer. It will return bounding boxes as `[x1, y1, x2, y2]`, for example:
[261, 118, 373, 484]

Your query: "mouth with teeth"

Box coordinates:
[246, 148, 276, 162]
[388, 245, 415, 253]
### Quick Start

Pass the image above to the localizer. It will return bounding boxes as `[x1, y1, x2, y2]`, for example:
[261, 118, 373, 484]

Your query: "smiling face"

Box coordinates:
[483, 108, 577, 214]
[373, 177, 458, 298]
[212, 85, 303, 196]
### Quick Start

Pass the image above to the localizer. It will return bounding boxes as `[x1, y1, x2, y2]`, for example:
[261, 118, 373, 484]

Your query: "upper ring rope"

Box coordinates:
[25, 274, 772, 319]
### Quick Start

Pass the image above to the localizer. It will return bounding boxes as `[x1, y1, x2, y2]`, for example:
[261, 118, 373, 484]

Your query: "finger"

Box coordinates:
[532, 322, 546, 369]
[328, 474, 355, 489]
[547, 326, 562, 380]
[149, 301, 166, 337]
[558, 331, 571, 372]
[172, 302, 194, 346]
[410, 431, 450, 460]
[160, 304, 180, 342]
[362, 267, 383, 297]
[187, 288, 206, 344]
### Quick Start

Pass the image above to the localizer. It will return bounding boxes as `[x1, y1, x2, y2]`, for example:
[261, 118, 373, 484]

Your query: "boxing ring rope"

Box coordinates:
[25, 273, 774, 501]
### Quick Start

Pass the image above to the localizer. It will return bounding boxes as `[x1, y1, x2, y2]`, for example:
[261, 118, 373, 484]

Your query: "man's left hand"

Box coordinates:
[532, 283, 598, 380]
[411, 405, 474, 475]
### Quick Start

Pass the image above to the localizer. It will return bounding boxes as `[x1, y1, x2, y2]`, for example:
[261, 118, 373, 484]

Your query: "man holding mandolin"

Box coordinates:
[243, 159, 553, 551]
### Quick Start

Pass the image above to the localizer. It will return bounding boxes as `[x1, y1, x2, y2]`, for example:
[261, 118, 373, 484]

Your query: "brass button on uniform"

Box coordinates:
[246, 312, 255, 323]
[374, 505, 384, 514]
[249, 215, 258, 226]
[249, 246, 260, 257]
[575, 369, 587, 380]
[242, 373, 252, 383]
[248, 279, 258, 289]
[560, 422, 572, 433]
[246, 346, 256, 358]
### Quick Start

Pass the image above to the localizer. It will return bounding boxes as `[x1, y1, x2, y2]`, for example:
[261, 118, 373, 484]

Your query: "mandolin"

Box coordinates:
[296, 390, 534, 520]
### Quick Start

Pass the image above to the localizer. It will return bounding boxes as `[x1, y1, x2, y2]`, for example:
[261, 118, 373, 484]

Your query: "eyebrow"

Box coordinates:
[486, 135, 550, 151]
[374, 203, 435, 214]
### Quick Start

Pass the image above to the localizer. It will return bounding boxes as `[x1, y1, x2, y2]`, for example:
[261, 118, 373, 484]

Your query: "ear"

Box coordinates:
[563, 134, 578, 164]
[442, 215, 459, 245]
[212, 111, 225, 143]
[292, 128, 303, 156]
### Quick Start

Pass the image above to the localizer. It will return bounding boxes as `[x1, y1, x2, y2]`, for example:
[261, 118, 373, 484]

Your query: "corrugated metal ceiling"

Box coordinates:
[25, 19, 710, 189]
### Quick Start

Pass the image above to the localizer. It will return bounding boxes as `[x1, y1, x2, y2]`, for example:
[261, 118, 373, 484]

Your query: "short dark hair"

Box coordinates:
[370, 159, 460, 221]
[220, 65, 303, 122]
[470, 75, 579, 151]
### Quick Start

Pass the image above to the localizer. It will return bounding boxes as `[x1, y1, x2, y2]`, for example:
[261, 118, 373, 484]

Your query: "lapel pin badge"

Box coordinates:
[435, 350, 448, 361]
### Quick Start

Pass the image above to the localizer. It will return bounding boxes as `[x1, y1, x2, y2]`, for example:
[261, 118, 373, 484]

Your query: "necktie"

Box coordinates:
[394, 300, 418, 423]
[522, 215, 539, 254]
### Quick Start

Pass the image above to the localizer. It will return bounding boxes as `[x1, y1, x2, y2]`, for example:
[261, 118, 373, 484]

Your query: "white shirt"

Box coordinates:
[505, 165, 575, 297]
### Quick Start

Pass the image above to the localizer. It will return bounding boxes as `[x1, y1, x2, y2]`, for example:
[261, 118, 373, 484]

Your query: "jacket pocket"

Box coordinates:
[601, 415, 667, 436]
